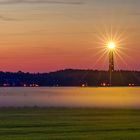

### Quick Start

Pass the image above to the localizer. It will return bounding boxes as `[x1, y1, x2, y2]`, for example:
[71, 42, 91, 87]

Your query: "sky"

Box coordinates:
[0, 0, 140, 72]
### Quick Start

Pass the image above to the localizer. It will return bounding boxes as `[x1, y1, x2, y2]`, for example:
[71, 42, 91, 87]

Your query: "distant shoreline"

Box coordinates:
[0, 69, 140, 87]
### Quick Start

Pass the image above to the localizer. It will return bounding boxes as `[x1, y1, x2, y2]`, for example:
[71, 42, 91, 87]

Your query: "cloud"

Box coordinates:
[0, 15, 17, 21]
[0, 0, 84, 5]
[129, 12, 140, 16]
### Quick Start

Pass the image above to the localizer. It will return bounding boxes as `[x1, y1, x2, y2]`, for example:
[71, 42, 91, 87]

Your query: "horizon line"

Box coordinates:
[0, 69, 140, 74]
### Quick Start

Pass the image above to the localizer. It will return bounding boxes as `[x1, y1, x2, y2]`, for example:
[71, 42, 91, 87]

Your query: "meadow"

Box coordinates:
[0, 108, 140, 140]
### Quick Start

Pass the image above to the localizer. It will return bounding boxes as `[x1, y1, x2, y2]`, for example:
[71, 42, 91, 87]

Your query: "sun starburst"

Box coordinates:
[93, 26, 127, 70]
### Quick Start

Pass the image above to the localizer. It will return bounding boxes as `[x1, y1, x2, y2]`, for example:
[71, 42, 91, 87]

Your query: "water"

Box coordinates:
[0, 87, 140, 108]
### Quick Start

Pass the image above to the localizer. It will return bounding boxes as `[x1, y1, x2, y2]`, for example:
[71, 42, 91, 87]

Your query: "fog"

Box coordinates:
[0, 87, 140, 108]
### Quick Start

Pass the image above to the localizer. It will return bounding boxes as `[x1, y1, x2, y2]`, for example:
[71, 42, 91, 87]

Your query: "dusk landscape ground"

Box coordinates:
[0, 108, 140, 140]
[0, 0, 140, 139]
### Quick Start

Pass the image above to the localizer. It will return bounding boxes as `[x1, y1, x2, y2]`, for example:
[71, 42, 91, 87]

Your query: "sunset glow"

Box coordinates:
[0, 0, 139, 72]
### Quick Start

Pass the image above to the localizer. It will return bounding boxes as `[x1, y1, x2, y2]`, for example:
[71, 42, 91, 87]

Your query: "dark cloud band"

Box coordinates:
[0, 0, 84, 5]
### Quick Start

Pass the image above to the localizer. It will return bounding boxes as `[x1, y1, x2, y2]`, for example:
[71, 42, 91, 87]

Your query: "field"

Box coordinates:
[0, 108, 140, 140]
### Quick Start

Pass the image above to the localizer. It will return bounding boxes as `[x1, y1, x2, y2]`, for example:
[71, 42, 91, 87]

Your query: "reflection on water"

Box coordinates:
[0, 87, 140, 108]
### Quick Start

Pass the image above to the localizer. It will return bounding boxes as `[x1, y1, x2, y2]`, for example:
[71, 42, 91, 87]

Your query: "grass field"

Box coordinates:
[0, 108, 140, 140]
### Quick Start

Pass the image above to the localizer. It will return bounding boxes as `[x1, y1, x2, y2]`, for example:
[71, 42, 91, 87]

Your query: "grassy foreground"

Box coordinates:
[0, 108, 140, 140]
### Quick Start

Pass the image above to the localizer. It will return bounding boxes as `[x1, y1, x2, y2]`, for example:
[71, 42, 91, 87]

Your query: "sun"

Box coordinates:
[107, 41, 116, 50]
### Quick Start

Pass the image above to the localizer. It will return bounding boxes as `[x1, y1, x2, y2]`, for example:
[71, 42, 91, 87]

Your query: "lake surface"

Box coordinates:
[0, 87, 140, 108]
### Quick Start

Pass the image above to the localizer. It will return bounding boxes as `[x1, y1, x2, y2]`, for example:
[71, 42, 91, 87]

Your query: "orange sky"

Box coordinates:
[0, 0, 139, 72]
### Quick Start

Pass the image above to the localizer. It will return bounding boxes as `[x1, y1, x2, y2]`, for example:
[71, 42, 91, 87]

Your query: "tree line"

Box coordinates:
[0, 69, 140, 87]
